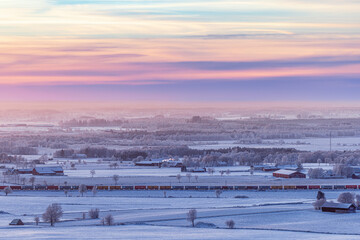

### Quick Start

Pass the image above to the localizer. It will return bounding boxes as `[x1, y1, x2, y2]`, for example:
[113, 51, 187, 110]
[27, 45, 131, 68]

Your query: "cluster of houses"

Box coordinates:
[8, 166, 64, 176]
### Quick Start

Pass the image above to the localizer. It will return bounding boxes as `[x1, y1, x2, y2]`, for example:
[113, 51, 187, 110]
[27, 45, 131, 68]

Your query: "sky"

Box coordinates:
[0, 0, 360, 103]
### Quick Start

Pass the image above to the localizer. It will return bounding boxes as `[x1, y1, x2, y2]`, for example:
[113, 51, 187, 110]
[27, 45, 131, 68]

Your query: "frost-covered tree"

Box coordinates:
[186, 173, 192, 182]
[112, 175, 120, 185]
[187, 209, 197, 227]
[194, 175, 199, 182]
[355, 194, 360, 207]
[104, 214, 114, 226]
[29, 176, 36, 186]
[226, 220, 235, 229]
[4, 186, 12, 196]
[42, 203, 63, 226]
[34, 216, 40, 225]
[338, 192, 354, 204]
[176, 174, 181, 183]
[90, 170, 96, 178]
[308, 168, 324, 179]
[92, 186, 97, 196]
[79, 184, 87, 197]
[312, 198, 326, 210]
[215, 189, 223, 198]
[89, 208, 100, 219]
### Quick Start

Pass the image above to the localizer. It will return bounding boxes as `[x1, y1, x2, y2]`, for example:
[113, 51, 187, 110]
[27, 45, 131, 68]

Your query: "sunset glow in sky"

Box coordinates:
[1, 0, 360, 102]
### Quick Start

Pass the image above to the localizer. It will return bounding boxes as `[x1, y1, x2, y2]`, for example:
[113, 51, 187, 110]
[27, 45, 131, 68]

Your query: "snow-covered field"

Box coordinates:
[1, 190, 360, 239]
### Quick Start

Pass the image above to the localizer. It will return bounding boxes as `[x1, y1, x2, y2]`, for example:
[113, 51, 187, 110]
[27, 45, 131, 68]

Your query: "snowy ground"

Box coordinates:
[1, 190, 360, 239]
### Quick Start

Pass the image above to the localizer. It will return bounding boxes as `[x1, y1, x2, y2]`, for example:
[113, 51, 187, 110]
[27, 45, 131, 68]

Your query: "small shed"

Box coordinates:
[9, 219, 24, 225]
[273, 169, 306, 178]
[321, 202, 356, 213]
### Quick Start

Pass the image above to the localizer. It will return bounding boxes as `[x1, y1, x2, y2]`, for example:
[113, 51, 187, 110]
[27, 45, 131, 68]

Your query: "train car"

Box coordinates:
[59, 186, 71, 190]
[97, 186, 109, 190]
[110, 186, 121, 190]
[196, 186, 209, 190]
[270, 186, 283, 190]
[0, 186, 6, 190]
[147, 186, 159, 190]
[159, 186, 171, 190]
[234, 186, 246, 190]
[346, 185, 357, 189]
[184, 186, 197, 190]
[10, 186, 22, 190]
[22, 185, 34, 190]
[334, 185, 346, 190]
[221, 186, 233, 190]
[134, 185, 146, 190]
[35, 185, 47, 190]
[47, 185, 59, 190]
[209, 186, 222, 190]
[172, 186, 184, 190]
[308, 185, 320, 190]
[246, 186, 258, 190]
[295, 185, 308, 190]
[122, 186, 134, 190]
[320, 185, 333, 190]
[86, 185, 94, 190]
[283, 186, 296, 190]
[71, 186, 79, 190]
[258, 186, 271, 191]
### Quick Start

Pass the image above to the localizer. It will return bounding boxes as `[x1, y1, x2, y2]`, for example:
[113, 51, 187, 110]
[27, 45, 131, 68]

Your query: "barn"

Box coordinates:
[32, 166, 64, 176]
[321, 202, 356, 213]
[9, 219, 24, 225]
[273, 169, 306, 178]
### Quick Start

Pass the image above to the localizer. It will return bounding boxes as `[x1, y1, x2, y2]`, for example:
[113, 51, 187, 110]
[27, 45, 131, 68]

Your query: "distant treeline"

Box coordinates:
[59, 118, 124, 127]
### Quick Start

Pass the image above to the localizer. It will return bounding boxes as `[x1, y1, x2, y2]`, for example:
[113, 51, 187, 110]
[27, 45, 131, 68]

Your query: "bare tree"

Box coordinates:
[194, 175, 199, 182]
[176, 174, 182, 183]
[338, 192, 354, 204]
[4, 186, 12, 196]
[42, 203, 63, 226]
[29, 176, 36, 187]
[215, 189, 223, 198]
[208, 168, 214, 175]
[20, 177, 26, 185]
[187, 209, 197, 227]
[186, 173, 192, 182]
[92, 186, 98, 196]
[89, 208, 100, 219]
[79, 184, 87, 197]
[64, 190, 68, 197]
[34, 216, 40, 225]
[226, 220, 235, 229]
[112, 175, 120, 185]
[90, 170, 96, 178]
[104, 214, 114, 226]
[100, 218, 105, 225]
[226, 169, 231, 176]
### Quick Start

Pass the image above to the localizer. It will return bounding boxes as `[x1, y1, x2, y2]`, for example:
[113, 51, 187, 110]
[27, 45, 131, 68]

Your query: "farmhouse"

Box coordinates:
[273, 169, 306, 178]
[32, 166, 64, 176]
[9, 219, 24, 225]
[321, 202, 356, 213]
[134, 160, 162, 167]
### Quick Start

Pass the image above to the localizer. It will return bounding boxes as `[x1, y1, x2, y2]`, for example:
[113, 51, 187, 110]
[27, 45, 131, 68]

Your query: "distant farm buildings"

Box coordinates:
[273, 169, 306, 178]
[32, 166, 64, 176]
[321, 202, 356, 213]
[135, 158, 183, 168]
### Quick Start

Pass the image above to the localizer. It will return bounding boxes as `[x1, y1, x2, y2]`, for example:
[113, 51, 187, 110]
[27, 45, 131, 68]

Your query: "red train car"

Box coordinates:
[135, 185, 146, 190]
[308, 185, 320, 189]
[346, 185, 357, 189]
[47, 186, 59, 190]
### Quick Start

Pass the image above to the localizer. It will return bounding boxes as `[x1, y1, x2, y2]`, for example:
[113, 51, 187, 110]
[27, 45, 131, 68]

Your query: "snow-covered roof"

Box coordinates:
[34, 166, 63, 173]
[322, 202, 355, 209]
[273, 169, 299, 175]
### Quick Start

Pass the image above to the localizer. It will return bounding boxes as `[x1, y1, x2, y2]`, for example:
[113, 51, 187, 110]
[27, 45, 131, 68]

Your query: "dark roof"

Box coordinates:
[9, 219, 24, 225]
